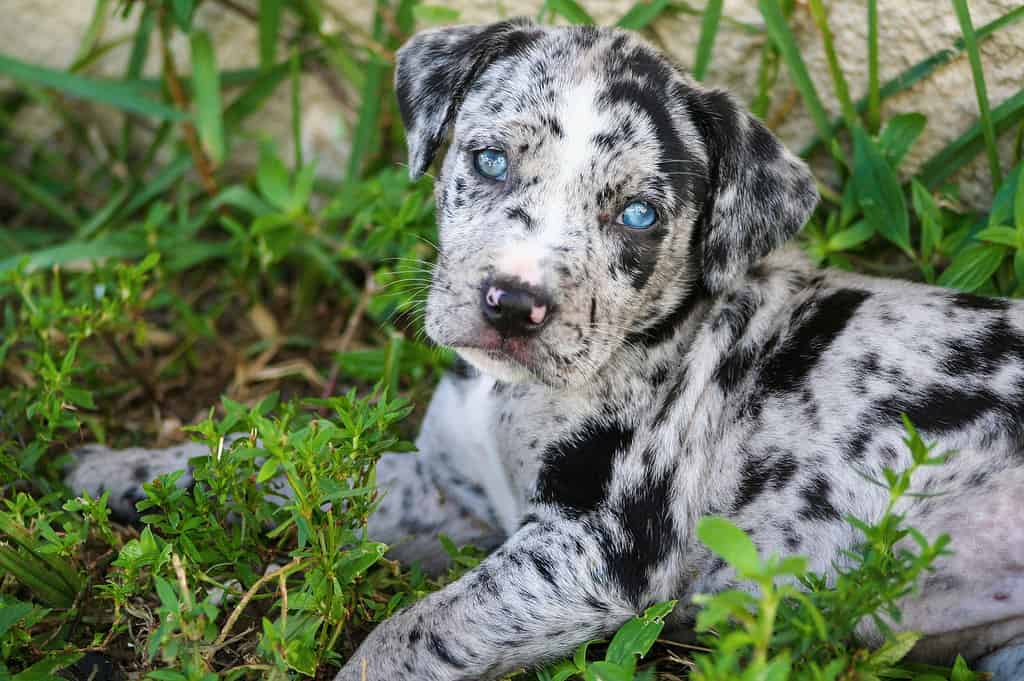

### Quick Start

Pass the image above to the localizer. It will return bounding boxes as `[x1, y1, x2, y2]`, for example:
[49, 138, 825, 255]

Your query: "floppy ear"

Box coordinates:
[395, 18, 541, 180]
[686, 89, 819, 292]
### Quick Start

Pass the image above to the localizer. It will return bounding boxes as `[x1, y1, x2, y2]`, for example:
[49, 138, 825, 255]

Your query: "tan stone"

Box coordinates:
[2, 0, 1020, 207]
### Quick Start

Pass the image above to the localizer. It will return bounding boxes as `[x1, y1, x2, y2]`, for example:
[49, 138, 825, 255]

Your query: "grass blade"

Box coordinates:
[866, 0, 880, 133]
[951, 0, 1002, 188]
[224, 61, 290, 131]
[616, 0, 672, 30]
[259, 0, 283, 69]
[799, 5, 1024, 157]
[190, 30, 226, 166]
[758, 0, 832, 142]
[918, 88, 1024, 190]
[0, 51, 186, 120]
[808, 0, 858, 131]
[693, 0, 723, 81]
[547, 0, 596, 25]
[0, 235, 146, 274]
[291, 49, 303, 169]
[0, 165, 81, 229]
[119, 1, 156, 158]
[72, 0, 113, 69]
[346, 0, 388, 184]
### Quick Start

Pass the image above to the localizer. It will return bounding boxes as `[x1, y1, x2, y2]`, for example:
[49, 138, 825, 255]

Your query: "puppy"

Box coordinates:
[67, 19, 1024, 681]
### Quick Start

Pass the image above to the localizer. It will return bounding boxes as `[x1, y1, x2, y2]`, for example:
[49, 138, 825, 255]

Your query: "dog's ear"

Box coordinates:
[686, 89, 819, 292]
[395, 18, 541, 180]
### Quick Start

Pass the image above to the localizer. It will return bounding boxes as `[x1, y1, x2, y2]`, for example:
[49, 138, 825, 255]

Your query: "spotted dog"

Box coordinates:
[66, 19, 1024, 681]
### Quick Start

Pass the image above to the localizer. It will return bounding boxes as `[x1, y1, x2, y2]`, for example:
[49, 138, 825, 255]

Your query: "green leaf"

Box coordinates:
[911, 180, 943, 259]
[12, 653, 83, 681]
[693, 0, 723, 81]
[258, 143, 292, 211]
[605, 606, 669, 667]
[586, 661, 635, 681]
[548, 0, 595, 25]
[827, 220, 875, 252]
[1015, 160, 1024, 230]
[852, 126, 911, 253]
[615, 0, 671, 30]
[761, 652, 793, 681]
[975, 225, 1019, 247]
[190, 31, 226, 166]
[153, 575, 179, 611]
[0, 52, 185, 120]
[878, 112, 927, 166]
[869, 630, 921, 666]
[257, 458, 280, 483]
[696, 516, 761, 575]
[950, 655, 977, 681]
[336, 542, 387, 583]
[938, 243, 1007, 291]
[0, 601, 33, 637]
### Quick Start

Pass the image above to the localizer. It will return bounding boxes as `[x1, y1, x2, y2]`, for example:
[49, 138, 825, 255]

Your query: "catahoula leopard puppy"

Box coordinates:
[66, 19, 1024, 681]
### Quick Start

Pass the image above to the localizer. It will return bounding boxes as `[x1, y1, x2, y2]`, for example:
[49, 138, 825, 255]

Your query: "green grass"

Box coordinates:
[0, 1, 1021, 679]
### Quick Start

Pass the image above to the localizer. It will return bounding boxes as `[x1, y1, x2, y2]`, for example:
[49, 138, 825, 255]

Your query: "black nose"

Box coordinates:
[480, 279, 552, 337]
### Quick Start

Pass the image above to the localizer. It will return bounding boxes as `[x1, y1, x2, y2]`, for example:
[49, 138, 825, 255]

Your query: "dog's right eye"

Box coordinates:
[473, 148, 508, 181]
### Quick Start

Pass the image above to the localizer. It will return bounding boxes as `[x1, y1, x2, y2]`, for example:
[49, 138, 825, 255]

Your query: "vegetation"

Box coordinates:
[0, 0, 1022, 679]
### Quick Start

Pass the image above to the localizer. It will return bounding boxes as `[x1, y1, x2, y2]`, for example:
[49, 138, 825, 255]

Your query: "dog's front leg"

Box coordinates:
[335, 514, 640, 681]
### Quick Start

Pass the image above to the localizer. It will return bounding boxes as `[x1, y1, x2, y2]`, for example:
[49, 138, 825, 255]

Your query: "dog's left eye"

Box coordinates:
[473, 148, 508, 181]
[618, 200, 657, 229]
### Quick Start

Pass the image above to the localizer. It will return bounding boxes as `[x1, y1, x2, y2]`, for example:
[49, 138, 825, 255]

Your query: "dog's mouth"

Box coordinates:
[449, 327, 551, 383]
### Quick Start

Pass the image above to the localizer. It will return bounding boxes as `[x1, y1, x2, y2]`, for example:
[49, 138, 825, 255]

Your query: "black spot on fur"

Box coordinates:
[505, 205, 534, 229]
[759, 289, 870, 396]
[949, 291, 1010, 312]
[451, 356, 478, 379]
[541, 115, 564, 138]
[798, 474, 841, 522]
[132, 465, 150, 483]
[427, 632, 466, 669]
[525, 549, 557, 585]
[782, 523, 801, 551]
[940, 316, 1024, 376]
[535, 420, 634, 515]
[734, 450, 798, 509]
[601, 467, 676, 605]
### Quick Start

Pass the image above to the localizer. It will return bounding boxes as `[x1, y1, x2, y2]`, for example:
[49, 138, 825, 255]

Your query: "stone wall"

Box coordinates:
[4, 0, 1021, 207]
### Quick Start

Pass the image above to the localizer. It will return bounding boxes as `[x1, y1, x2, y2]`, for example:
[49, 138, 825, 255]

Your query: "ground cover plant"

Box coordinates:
[1, 0, 1023, 679]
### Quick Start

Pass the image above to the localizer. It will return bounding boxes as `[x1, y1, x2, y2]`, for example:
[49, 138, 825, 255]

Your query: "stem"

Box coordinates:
[210, 557, 308, 653]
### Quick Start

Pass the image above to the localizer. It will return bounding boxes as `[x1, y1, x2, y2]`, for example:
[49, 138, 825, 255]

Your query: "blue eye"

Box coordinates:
[474, 148, 508, 180]
[619, 200, 657, 229]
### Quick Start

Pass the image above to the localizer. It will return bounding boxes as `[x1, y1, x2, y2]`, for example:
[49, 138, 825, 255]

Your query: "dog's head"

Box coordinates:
[396, 19, 817, 387]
